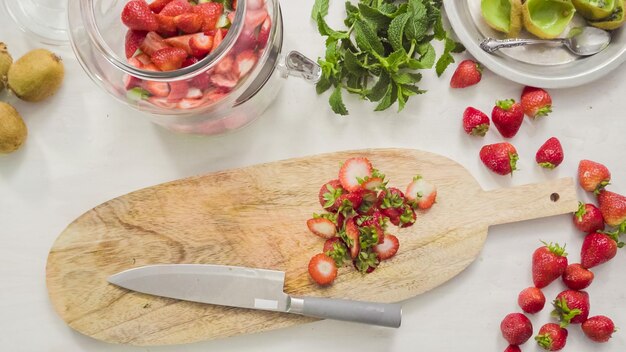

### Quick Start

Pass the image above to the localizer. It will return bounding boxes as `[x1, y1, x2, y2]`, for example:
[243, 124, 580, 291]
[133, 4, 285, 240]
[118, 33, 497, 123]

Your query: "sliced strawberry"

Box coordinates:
[210, 73, 238, 89]
[154, 14, 177, 37]
[189, 33, 214, 58]
[373, 234, 399, 260]
[235, 50, 258, 78]
[318, 179, 345, 212]
[212, 27, 224, 52]
[361, 177, 384, 191]
[356, 189, 379, 216]
[121, 1, 159, 31]
[345, 218, 360, 259]
[176, 95, 212, 109]
[216, 55, 235, 74]
[167, 80, 189, 102]
[125, 30, 147, 58]
[139, 31, 168, 56]
[189, 72, 211, 89]
[148, 96, 177, 109]
[181, 56, 199, 68]
[151, 47, 188, 71]
[193, 2, 224, 31]
[128, 56, 144, 68]
[148, 0, 174, 14]
[398, 204, 417, 228]
[306, 218, 337, 239]
[185, 87, 203, 99]
[405, 175, 437, 210]
[123, 74, 142, 90]
[160, 0, 192, 17]
[164, 33, 200, 55]
[232, 0, 238, 10]
[337, 191, 363, 215]
[143, 63, 160, 71]
[248, 0, 265, 10]
[338, 157, 373, 192]
[378, 187, 406, 211]
[143, 80, 170, 97]
[308, 253, 338, 286]
[245, 8, 268, 30]
[382, 207, 401, 226]
[258, 16, 271, 48]
[174, 13, 203, 34]
[227, 11, 236, 24]
[134, 53, 152, 65]
[357, 211, 386, 243]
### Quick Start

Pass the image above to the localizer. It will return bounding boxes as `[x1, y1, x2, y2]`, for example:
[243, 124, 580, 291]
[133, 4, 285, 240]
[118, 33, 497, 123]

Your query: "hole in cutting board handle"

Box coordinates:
[550, 193, 560, 202]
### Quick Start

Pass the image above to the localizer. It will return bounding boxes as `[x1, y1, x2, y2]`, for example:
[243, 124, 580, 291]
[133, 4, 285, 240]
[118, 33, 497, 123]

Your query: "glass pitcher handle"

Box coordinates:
[278, 51, 322, 84]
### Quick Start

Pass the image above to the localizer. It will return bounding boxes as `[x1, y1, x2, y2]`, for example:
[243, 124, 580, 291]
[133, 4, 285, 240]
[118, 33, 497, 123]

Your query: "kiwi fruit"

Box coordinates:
[0, 102, 27, 154]
[8, 49, 65, 102]
[0, 43, 12, 93]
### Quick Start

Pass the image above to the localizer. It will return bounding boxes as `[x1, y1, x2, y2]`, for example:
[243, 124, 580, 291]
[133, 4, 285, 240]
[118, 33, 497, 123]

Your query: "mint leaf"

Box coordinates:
[329, 86, 348, 115]
[435, 36, 457, 76]
[405, 0, 428, 42]
[407, 42, 435, 69]
[375, 84, 398, 111]
[311, 0, 329, 21]
[358, 3, 391, 31]
[388, 12, 410, 52]
[316, 76, 332, 94]
[354, 19, 384, 56]
[386, 49, 409, 72]
[317, 13, 349, 39]
[344, 50, 367, 75]
[344, 1, 360, 27]
[367, 71, 391, 102]
[397, 84, 407, 112]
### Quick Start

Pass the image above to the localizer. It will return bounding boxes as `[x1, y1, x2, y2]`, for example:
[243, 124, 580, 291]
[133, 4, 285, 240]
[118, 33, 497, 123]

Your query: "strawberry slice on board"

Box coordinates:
[308, 253, 338, 286]
[344, 217, 360, 259]
[338, 157, 373, 192]
[405, 175, 437, 210]
[373, 234, 399, 261]
[306, 217, 337, 239]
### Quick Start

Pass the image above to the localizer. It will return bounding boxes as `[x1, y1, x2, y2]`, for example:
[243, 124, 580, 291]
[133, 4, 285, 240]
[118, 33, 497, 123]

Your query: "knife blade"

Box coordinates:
[108, 264, 401, 328]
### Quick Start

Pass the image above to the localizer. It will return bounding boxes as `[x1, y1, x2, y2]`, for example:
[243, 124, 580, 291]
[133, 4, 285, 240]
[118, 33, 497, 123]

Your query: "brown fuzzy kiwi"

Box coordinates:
[0, 42, 12, 93]
[0, 102, 27, 154]
[8, 49, 65, 102]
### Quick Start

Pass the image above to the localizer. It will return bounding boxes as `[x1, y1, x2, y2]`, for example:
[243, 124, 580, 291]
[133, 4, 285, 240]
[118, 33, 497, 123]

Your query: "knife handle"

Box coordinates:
[288, 296, 401, 328]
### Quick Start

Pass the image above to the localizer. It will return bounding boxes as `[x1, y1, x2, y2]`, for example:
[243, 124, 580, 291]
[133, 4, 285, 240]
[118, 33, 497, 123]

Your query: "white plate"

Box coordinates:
[443, 0, 626, 88]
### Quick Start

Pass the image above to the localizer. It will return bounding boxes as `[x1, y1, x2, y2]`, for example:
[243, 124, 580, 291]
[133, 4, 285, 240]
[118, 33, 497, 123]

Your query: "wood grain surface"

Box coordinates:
[46, 149, 578, 346]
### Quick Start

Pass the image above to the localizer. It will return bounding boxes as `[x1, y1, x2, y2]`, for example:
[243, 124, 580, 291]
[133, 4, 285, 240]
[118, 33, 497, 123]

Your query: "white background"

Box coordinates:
[1, 1, 625, 351]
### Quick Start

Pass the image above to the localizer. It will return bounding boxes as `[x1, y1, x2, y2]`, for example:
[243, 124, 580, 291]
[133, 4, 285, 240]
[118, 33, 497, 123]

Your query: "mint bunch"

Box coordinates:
[312, 0, 464, 115]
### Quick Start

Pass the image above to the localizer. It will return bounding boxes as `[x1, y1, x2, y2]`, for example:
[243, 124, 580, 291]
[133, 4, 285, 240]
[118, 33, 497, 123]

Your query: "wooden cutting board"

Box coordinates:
[46, 148, 578, 346]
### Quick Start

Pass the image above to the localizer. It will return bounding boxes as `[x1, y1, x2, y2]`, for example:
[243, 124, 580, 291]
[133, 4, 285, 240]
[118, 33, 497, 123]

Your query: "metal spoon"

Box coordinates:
[480, 27, 611, 56]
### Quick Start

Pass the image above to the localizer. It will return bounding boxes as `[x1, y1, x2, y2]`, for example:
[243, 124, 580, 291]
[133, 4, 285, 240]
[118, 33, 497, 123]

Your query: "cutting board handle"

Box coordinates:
[480, 178, 578, 227]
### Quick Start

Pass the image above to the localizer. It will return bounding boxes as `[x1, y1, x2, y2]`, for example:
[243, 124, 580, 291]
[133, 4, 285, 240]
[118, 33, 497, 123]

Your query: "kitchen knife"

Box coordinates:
[108, 264, 402, 328]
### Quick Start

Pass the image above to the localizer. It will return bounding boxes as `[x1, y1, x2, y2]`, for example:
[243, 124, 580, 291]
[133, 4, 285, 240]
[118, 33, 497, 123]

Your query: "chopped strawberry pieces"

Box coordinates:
[163, 34, 198, 55]
[155, 14, 177, 37]
[121, 1, 159, 32]
[167, 80, 189, 102]
[308, 253, 338, 286]
[306, 218, 337, 239]
[193, 2, 224, 32]
[143, 81, 170, 97]
[159, 0, 192, 17]
[189, 33, 214, 58]
[125, 30, 147, 58]
[210, 73, 238, 89]
[174, 13, 203, 34]
[148, 0, 174, 14]
[373, 234, 399, 260]
[151, 47, 188, 71]
[139, 31, 168, 56]
[235, 50, 258, 78]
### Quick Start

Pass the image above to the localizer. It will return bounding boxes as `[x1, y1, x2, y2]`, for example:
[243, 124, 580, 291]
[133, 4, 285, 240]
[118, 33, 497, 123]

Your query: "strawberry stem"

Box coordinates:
[574, 202, 586, 221]
[541, 241, 567, 257]
[509, 152, 519, 176]
[496, 99, 515, 111]
[535, 334, 553, 349]
[551, 297, 581, 327]
[534, 106, 552, 118]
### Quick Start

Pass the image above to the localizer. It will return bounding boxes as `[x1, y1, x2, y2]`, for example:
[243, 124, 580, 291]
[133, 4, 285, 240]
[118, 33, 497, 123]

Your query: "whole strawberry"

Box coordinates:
[504, 345, 521, 352]
[462, 107, 490, 136]
[521, 86, 552, 118]
[535, 137, 564, 169]
[562, 263, 594, 290]
[581, 232, 618, 269]
[535, 323, 568, 351]
[597, 190, 626, 230]
[578, 160, 611, 193]
[573, 202, 605, 233]
[450, 60, 482, 88]
[532, 242, 568, 288]
[582, 315, 616, 343]
[518, 286, 546, 314]
[552, 290, 589, 326]
[479, 142, 519, 176]
[492, 99, 524, 138]
[500, 313, 533, 345]
[121, 0, 159, 32]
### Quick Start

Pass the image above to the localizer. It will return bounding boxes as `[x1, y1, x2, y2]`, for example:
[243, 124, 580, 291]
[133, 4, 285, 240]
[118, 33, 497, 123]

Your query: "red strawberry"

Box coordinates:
[562, 263, 594, 290]
[581, 316, 616, 343]
[357, 211, 386, 242]
[308, 253, 337, 286]
[323, 237, 349, 266]
[154, 14, 178, 37]
[245, 8, 269, 30]
[164, 33, 200, 55]
[148, 96, 177, 109]
[174, 13, 203, 33]
[492, 99, 524, 138]
[318, 179, 345, 212]
[216, 55, 234, 74]
[182, 56, 199, 68]
[193, 2, 224, 31]
[148, 0, 174, 14]
[151, 47, 188, 71]
[134, 53, 152, 65]
[373, 234, 399, 260]
[532, 242, 568, 289]
[536, 137, 564, 169]
[189, 33, 214, 58]
[397, 204, 416, 228]
[518, 287, 546, 314]
[323, 237, 344, 253]
[344, 218, 360, 259]
[143, 81, 170, 97]
[210, 73, 238, 89]
[578, 160, 611, 193]
[139, 31, 168, 56]
[360, 176, 385, 191]
[355, 189, 378, 215]
[462, 107, 490, 136]
[353, 250, 379, 273]
[450, 60, 482, 88]
[338, 157, 373, 192]
[504, 346, 521, 352]
[235, 50, 258, 78]
[573, 202, 605, 234]
[597, 190, 626, 229]
[160, 0, 192, 17]
[580, 232, 618, 269]
[121, 1, 159, 31]
[535, 323, 568, 351]
[521, 86, 552, 118]
[127, 56, 144, 68]
[552, 290, 589, 326]
[125, 30, 146, 58]
[166, 80, 189, 102]
[405, 175, 437, 210]
[212, 27, 224, 52]
[258, 16, 271, 48]
[479, 142, 519, 176]
[306, 217, 337, 239]
[123, 74, 142, 90]
[337, 191, 363, 215]
[500, 313, 533, 345]
[184, 87, 203, 99]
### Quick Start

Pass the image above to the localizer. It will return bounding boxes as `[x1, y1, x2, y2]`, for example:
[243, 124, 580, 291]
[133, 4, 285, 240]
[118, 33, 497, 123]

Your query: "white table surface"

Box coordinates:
[1, 1, 625, 351]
